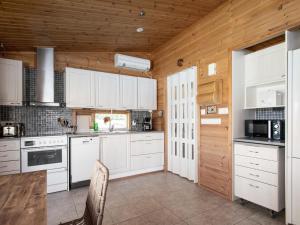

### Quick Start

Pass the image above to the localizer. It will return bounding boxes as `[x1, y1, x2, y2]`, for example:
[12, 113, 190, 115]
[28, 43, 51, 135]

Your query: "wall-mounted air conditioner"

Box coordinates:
[114, 54, 151, 71]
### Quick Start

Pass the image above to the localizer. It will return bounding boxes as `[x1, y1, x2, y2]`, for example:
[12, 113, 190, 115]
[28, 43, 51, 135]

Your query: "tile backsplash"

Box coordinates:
[255, 107, 285, 120]
[130, 111, 151, 131]
[0, 106, 72, 136]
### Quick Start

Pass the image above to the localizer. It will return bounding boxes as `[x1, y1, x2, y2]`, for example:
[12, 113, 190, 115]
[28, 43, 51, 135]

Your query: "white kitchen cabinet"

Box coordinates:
[119, 75, 138, 109]
[70, 136, 100, 183]
[234, 142, 285, 213]
[245, 43, 285, 86]
[0, 139, 20, 175]
[138, 77, 157, 110]
[65, 67, 95, 108]
[0, 58, 23, 106]
[292, 158, 300, 225]
[100, 134, 130, 175]
[95, 72, 120, 109]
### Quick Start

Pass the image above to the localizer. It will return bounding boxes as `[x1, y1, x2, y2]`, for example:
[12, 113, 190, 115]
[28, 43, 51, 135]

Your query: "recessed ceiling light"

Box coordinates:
[136, 27, 144, 33]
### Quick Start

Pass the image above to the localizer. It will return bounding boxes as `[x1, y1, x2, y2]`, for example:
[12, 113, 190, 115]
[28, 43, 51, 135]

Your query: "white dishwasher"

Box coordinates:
[70, 136, 100, 188]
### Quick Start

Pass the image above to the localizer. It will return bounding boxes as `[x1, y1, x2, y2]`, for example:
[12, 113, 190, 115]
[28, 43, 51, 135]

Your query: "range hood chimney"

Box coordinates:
[29, 47, 61, 107]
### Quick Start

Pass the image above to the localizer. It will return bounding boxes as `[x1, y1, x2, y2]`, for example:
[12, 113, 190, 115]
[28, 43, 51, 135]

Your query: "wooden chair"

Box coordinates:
[59, 160, 109, 225]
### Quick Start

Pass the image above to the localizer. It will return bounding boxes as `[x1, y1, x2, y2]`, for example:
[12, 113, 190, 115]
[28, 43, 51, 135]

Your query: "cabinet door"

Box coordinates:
[138, 77, 157, 110]
[245, 53, 260, 86]
[119, 75, 137, 109]
[65, 68, 95, 108]
[262, 44, 285, 83]
[0, 58, 23, 106]
[95, 72, 119, 109]
[292, 158, 300, 225]
[101, 135, 129, 174]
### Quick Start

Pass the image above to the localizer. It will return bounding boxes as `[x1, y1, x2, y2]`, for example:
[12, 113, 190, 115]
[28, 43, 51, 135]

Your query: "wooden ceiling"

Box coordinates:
[0, 0, 225, 52]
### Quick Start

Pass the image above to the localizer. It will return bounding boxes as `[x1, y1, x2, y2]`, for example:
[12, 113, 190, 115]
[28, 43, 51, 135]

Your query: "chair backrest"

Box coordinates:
[84, 160, 109, 225]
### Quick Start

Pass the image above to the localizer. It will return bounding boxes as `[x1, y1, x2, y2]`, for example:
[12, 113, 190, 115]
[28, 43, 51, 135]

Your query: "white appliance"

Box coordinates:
[287, 48, 300, 225]
[70, 136, 100, 188]
[114, 54, 151, 71]
[167, 66, 198, 182]
[21, 135, 68, 193]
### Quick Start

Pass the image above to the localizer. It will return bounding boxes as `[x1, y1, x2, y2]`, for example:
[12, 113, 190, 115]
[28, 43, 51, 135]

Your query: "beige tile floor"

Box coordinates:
[48, 172, 285, 225]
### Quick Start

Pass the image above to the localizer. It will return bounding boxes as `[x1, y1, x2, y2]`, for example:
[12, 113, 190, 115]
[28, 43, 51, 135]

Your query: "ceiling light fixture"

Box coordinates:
[136, 27, 144, 33]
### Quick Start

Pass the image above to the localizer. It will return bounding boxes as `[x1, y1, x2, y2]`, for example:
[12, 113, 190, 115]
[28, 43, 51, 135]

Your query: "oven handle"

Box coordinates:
[22, 145, 67, 152]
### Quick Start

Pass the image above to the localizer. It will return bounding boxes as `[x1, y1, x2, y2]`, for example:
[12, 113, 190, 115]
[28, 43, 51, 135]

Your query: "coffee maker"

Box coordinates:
[143, 117, 152, 131]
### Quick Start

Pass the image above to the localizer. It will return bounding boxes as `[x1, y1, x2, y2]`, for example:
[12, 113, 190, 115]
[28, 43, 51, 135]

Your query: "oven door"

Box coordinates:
[21, 146, 67, 172]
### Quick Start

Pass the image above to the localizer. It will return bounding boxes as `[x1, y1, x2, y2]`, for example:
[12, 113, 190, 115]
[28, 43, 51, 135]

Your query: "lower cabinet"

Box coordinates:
[292, 158, 300, 224]
[0, 139, 20, 175]
[100, 134, 130, 175]
[100, 132, 164, 179]
[234, 142, 285, 212]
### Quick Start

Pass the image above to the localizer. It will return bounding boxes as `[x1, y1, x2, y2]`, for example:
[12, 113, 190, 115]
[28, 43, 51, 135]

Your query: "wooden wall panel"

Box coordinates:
[0, 51, 152, 77]
[152, 0, 300, 200]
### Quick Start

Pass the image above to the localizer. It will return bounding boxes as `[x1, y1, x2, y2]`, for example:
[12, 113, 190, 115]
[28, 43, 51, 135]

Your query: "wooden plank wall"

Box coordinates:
[0, 51, 152, 77]
[151, 0, 300, 200]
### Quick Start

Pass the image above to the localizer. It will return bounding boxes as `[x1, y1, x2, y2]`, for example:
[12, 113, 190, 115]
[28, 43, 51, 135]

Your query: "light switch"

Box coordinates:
[208, 63, 217, 76]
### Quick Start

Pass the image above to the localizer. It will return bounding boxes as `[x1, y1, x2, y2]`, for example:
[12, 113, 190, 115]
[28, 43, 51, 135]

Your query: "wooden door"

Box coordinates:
[120, 75, 137, 109]
[65, 67, 95, 108]
[0, 58, 23, 106]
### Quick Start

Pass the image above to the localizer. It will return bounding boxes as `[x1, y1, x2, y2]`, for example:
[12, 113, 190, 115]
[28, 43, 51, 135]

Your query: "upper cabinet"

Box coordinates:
[245, 43, 285, 86]
[244, 43, 286, 109]
[65, 67, 95, 108]
[95, 72, 119, 109]
[0, 58, 23, 106]
[138, 77, 157, 110]
[65, 67, 157, 110]
[119, 75, 138, 109]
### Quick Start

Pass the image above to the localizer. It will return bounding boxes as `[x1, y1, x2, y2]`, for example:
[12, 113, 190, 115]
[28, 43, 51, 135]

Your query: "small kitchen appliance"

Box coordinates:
[245, 120, 285, 140]
[1, 122, 25, 137]
[143, 117, 152, 131]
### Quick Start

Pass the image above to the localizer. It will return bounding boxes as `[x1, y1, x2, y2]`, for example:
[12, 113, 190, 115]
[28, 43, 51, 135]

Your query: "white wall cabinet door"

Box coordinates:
[95, 72, 119, 109]
[0, 58, 23, 106]
[120, 75, 137, 109]
[101, 135, 130, 174]
[65, 67, 95, 108]
[292, 158, 300, 225]
[245, 43, 285, 86]
[138, 77, 157, 110]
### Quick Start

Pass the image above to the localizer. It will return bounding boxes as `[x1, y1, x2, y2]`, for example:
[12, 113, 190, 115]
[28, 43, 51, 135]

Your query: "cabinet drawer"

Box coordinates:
[235, 143, 278, 161]
[235, 165, 278, 186]
[235, 155, 278, 173]
[0, 161, 20, 173]
[0, 140, 20, 151]
[48, 169, 68, 186]
[235, 176, 279, 211]
[131, 139, 163, 156]
[0, 150, 20, 162]
[130, 133, 164, 142]
[131, 153, 163, 170]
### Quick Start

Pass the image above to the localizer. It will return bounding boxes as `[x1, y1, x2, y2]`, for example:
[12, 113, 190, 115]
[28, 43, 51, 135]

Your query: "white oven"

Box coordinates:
[21, 145, 67, 172]
[21, 135, 68, 193]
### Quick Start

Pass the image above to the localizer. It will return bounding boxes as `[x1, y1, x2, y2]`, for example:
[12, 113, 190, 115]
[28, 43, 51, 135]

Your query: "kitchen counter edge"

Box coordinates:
[233, 138, 285, 147]
[68, 131, 164, 138]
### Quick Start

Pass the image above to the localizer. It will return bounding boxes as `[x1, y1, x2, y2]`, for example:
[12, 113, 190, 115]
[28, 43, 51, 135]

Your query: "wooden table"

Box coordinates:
[0, 171, 47, 225]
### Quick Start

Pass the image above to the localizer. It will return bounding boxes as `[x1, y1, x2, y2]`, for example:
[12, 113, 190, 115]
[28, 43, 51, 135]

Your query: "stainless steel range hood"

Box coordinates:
[28, 47, 61, 107]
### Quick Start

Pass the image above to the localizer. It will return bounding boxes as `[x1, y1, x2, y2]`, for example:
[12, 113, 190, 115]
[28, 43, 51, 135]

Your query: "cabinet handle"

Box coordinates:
[249, 173, 260, 177]
[248, 184, 259, 189]
[0, 155, 8, 157]
[0, 165, 7, 169]
[82, 141, 90, 144]
[281, 74, 286, 78]
[249, 150, 259, 153]
[250, 162, 259, 166]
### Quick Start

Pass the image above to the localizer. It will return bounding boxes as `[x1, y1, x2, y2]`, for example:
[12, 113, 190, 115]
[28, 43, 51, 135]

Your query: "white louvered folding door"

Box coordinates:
[167, 66, 197, 182]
